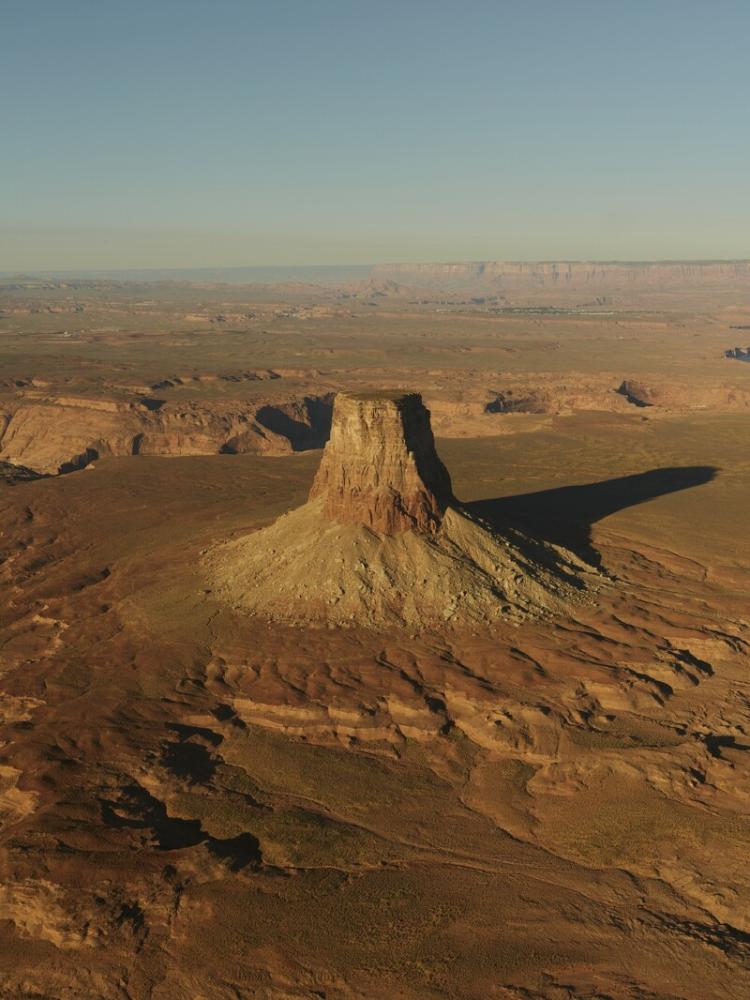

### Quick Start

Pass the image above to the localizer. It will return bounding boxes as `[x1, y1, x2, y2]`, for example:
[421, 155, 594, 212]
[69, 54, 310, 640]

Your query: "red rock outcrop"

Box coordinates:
[207, 389, 599, 628]
[308, 391, 454, 534]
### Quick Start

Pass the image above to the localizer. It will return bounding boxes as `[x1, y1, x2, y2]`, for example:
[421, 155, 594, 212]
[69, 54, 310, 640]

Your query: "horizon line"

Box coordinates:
[3, 257, 750, 278]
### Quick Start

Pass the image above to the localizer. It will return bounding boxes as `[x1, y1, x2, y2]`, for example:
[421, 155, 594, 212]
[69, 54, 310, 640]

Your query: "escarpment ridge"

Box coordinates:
[0, 392, 334, 473]
[371, 259, 750, 293]
[3, 343, 750, 477]
[206, 390, 599, 627]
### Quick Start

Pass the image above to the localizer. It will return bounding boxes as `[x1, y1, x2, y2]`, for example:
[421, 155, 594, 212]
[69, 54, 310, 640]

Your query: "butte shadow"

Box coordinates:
[466, 465, 718, 567]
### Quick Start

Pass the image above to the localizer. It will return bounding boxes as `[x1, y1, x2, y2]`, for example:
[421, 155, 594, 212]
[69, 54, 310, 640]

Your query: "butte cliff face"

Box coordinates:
[308, 391, 454, 534]
[206, 390, 599, 628]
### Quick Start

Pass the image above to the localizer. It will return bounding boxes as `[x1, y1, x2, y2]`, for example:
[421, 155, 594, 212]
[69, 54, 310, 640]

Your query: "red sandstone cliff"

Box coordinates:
[308, 391, 454, 534]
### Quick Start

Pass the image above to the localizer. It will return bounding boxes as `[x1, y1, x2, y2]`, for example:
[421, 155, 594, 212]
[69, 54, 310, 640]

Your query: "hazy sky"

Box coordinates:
[3, 0, 749, 269]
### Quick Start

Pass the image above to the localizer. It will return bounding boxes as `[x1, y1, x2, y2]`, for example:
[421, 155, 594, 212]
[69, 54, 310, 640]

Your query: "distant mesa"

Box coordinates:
[369, 260, 750, 296]
[205, 390, 600, 628]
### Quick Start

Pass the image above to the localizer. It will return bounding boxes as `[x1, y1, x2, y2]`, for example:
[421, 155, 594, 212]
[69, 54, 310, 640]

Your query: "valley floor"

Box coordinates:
[1, 409, 749, 998]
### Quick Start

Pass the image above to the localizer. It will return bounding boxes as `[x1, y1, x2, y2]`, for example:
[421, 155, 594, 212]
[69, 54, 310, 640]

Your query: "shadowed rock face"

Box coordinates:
[309, 390, 455, 534]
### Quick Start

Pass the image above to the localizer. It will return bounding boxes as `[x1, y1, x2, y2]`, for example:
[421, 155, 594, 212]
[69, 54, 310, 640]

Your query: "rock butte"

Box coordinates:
[206, 390, 600, 627]
[309, 390, 454, 534]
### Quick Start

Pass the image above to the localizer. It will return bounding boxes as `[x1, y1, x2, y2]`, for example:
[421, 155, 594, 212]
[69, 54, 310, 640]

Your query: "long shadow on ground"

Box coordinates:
[464, 466, 718, 566]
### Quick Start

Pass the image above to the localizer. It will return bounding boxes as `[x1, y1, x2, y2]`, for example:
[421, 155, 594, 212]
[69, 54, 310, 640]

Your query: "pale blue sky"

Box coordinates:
[2, 0, 749, 269]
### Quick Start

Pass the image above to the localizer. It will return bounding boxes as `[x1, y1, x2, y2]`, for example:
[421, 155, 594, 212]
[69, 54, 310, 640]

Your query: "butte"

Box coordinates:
[205, 390, 599, 628]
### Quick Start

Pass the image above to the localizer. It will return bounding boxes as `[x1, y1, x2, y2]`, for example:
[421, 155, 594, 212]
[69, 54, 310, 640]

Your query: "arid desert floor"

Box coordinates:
[1, 270, 750, 998]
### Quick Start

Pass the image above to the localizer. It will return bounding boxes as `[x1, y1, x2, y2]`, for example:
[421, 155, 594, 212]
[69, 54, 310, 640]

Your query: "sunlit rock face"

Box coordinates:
[205, 389, 599, 628]
[308, 390, 454, 534]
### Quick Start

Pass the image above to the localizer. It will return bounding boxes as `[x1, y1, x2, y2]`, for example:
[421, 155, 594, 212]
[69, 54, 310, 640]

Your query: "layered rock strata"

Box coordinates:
[0, 394, 333, 473]
[308, 391, 454, 534]
[371, 260, 750, 292]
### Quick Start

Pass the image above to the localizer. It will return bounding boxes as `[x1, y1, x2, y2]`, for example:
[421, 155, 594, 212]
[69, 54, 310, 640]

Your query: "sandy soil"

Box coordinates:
[0, 279, 749, 998]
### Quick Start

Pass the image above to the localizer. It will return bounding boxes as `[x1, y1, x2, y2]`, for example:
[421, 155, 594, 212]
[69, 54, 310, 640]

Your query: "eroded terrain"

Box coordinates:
[1, 273, 749, 998]
[2, 272, 750, 475]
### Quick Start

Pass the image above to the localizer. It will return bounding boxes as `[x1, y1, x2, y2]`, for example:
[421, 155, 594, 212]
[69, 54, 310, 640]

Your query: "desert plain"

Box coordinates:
[1, 262, 750, 998]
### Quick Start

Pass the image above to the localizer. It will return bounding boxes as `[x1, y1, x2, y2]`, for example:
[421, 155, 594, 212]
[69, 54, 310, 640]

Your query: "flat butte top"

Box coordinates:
[340, 389, 420, 403]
